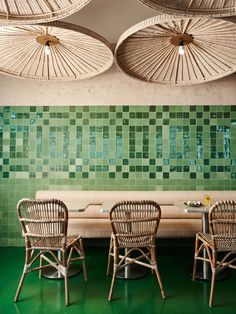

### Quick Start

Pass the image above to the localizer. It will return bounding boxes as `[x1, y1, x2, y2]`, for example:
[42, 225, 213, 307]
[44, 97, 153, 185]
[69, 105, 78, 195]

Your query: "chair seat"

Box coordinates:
[113, 233, 154, 248]
[30, 234, 82, 250]
[198, 232, 236, 252]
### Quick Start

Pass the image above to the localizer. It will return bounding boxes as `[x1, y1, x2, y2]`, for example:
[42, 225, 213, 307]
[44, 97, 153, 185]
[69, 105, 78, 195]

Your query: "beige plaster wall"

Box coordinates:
[0, 66, 236, 106]
[0, 0, 235, 106]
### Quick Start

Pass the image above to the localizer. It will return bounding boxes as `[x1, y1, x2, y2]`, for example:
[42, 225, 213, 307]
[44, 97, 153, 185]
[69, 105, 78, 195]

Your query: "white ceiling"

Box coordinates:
[64, 0, 236, 44]
[64, 0, 157, 43]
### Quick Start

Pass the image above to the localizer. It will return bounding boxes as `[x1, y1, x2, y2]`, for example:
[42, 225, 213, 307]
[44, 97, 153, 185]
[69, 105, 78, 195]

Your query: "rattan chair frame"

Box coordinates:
[107, 200, 166, 301]
[14, 198, 87, 306]
[192, 200, 236, 307]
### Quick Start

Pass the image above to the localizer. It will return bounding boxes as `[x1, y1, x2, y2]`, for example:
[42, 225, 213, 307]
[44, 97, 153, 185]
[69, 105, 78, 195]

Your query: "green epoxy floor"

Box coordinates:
[0, 245, 235, 314]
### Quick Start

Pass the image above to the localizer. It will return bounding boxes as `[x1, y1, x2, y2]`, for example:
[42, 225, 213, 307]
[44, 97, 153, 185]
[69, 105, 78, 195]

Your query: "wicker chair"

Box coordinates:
[14, 199, 87, 306]
[193, 200, 236, 307]
[107, 200, 166, 301]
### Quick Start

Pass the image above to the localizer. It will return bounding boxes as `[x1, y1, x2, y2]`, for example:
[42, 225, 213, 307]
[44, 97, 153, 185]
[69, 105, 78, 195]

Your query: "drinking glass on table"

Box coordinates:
[203, 193, 211, 207]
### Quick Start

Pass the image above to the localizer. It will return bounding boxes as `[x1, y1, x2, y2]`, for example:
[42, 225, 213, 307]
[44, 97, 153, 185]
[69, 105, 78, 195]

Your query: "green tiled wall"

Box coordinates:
[0, 105, 236, 245]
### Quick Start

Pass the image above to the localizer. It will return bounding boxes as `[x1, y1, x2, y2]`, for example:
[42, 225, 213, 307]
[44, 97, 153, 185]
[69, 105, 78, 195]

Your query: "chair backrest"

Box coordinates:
[109, 200, 161, 247]
[17, 199, 68, 250]
[209, 200, 236, 235]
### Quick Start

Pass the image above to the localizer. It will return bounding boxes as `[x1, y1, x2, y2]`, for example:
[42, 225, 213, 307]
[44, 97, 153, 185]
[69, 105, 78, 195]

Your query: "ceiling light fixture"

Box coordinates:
[115, 15, 236, 85]
[0, 22, 114, 81]
[44, 41, 51, 55]
[36, 33, 59, 57]
[178, 40, 185, 56]
[138, 0, 236, 18]
[170, 33, 194, 57]
[0, 0, 93, 25]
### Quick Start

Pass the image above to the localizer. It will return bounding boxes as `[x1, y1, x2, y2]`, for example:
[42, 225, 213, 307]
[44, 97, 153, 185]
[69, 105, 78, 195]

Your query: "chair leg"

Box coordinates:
[150, 248, 154, 274]
[39, 253, 43, 278]
[14, 248, 32, 302]
[107, 237, 113, 276]
[108, 248, 118, 301]
[108, 271, 116, 301]
[62, 251, 70, 306]
[154, 266, 166, 299]
[79, 238, 87, 282]
[64, 273, 69, 306]
[209, 251, 217, 307]
[14, 269, 27, 302]
[192, 235, 199, 281]
[151, 247, 166, 299]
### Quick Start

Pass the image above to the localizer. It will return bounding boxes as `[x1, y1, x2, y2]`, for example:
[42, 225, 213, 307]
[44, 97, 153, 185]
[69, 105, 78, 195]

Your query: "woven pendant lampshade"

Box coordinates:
[138, 0, 236, 17]
[0, 21, 113, 80]
[0, 0, 92, 25]
[115, 15, 236, 85]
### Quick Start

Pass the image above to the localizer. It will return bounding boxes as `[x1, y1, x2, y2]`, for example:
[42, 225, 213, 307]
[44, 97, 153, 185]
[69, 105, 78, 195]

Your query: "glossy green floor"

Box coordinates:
[0, 245, 235, 314]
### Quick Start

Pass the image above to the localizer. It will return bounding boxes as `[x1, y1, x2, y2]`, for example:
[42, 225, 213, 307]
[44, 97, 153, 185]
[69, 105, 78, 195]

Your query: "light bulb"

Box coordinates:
[178, 41, 185, 56]
[44, 41, 51, 55]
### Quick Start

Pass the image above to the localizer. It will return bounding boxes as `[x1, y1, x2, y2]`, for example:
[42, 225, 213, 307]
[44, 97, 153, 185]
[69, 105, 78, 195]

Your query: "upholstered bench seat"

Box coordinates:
[35, 190, 235, 238]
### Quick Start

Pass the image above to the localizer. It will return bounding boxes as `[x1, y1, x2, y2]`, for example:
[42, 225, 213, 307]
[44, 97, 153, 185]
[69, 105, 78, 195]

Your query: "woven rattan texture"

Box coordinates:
[0, 21, 113, 80]
[110, 200, 161, 248]
[139, 0, 236, 17]
[0, 0, 91, 25]
[115, 15, 236, 85]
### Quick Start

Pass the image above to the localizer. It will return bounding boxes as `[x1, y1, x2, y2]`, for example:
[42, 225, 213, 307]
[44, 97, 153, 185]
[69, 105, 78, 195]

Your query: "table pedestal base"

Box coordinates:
[42, 264, 81, 279]
[113, 264, 148, 280]
[194, 269, 229, 281]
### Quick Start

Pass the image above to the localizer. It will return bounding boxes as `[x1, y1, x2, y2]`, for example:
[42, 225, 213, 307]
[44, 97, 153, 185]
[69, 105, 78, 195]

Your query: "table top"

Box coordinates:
[100, 201, 175, 213]
[67, 201, 102, 212]
[183, 204, 209, 214]
[174, 201, 209, 214]
[68, 200, 210, 214]
[100, 201, 114, 213]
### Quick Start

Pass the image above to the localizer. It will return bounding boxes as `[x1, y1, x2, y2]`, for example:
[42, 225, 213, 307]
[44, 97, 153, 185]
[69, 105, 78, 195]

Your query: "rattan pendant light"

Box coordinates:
[0, 0, 91, 25]
[115, 15, 236, 85]
[138, 0, 236, 17]
[0, 21, 113, 80]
